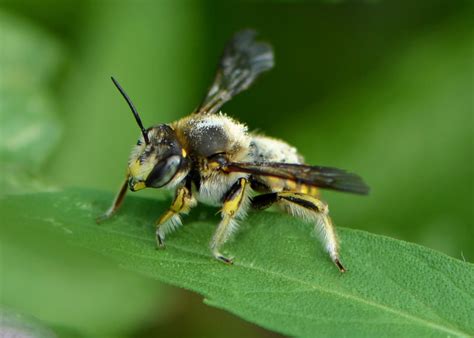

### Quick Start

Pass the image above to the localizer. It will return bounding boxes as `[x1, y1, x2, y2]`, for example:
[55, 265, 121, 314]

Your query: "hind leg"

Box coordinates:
[252, 191, 345, 272]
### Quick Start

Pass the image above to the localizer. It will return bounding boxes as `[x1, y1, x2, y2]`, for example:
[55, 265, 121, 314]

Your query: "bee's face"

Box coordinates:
[128, 124, 185, 191]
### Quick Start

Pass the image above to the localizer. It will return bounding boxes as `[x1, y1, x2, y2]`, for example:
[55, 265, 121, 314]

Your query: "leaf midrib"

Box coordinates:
[80, 222, 468, 337]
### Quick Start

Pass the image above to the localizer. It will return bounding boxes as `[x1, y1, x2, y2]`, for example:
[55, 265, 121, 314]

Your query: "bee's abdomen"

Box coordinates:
[251, 176, 319, 196]
[248, 135, 318, 195]
[249, 135, 303, 164]
[284, 180, 319, 196]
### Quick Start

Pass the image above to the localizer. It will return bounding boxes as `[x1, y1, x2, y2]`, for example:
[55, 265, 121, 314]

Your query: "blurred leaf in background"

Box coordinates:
[0, 9, 169, 337]
[319, 12, 473, 260]
[46, 0, 207, 193]
[0, 13, 62, 194]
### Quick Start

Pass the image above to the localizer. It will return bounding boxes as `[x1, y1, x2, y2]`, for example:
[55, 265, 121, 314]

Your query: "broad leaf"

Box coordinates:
[1, 189, 472, 337]
[1, 222, 167, 337]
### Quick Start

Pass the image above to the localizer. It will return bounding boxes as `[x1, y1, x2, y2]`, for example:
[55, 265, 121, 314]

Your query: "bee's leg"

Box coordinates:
[155, 185, 196, 248]
[96, 175, 129, 223]
[211, 177, 249, 264]
[252, 192, 345, 272]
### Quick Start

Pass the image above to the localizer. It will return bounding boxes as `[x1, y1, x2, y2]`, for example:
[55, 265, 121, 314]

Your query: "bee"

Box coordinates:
[98, 30, 369, 272]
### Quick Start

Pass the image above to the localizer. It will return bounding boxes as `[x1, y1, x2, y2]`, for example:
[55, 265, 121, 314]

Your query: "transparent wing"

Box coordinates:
[224, 162, 370, 195]
[195, 30, 274, 114]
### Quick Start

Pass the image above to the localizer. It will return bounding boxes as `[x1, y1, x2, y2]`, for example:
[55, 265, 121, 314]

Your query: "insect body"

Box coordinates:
[98, 30, 369, 272]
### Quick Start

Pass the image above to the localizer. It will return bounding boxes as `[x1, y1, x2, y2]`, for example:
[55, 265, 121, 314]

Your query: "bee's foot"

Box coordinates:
[155, 232, 166, 249]
[96, 213, 112, 224]
[334, 258, 346, 273]
[214, 251, 233, 265]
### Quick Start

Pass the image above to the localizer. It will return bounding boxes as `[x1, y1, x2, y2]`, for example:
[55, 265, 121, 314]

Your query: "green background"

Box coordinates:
[1, 1, 472, 337]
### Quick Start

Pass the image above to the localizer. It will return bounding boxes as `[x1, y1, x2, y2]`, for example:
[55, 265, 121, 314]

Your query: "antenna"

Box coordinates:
[111, 76, 150, 144]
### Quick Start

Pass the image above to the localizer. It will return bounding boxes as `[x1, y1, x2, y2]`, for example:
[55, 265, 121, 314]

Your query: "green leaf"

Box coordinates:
[1, 189, 472, 337]
[0, 12, 62, 193]
[1, 227, 167, 337]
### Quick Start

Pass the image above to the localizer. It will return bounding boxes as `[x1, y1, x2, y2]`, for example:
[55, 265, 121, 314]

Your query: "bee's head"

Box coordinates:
[111, 77, 187, 192]
[128, 124, 186, 191]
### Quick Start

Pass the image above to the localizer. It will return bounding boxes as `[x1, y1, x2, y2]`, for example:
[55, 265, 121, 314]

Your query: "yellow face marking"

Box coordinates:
[181, 148, 187, 158]
[132, 181, 146, 191]
[129, 157, 155, 182]
[129, 160, 142, 178]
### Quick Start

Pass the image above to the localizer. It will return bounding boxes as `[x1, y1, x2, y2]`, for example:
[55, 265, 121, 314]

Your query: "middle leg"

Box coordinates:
[211, 177, 250, 264]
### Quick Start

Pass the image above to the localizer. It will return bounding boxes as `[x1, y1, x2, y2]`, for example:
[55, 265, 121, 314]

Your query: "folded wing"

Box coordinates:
[224, 162, 370, 195]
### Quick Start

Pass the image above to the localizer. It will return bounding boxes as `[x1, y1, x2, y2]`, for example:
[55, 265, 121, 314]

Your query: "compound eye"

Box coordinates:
[145, 155, 181, 188]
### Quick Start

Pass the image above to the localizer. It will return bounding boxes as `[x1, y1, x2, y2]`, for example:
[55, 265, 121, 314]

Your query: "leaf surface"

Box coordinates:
[1, 189, 472, 337]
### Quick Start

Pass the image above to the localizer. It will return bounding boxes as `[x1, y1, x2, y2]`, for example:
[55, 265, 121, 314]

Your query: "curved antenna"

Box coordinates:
[111, 76, 150, 144]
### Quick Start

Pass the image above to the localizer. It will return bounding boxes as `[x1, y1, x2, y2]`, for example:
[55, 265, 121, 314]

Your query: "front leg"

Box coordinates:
[211, 177, 249, 264]
[156, 184, 197, 248]
[96, 175, 129, 223]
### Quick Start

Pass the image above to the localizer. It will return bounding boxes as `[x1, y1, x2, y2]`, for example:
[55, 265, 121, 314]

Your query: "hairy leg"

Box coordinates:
[211, 177, 250, 264]
[252, 191, 345, 272]
[156, 184, 197, 248]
